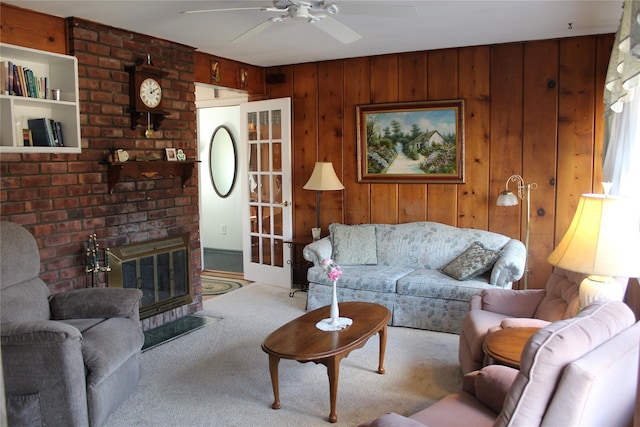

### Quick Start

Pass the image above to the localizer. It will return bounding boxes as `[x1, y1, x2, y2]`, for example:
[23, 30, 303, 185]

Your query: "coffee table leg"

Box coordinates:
[268, 354, 281, 410]
[326, 355, 341, 423]
[377, 325, 388, 374]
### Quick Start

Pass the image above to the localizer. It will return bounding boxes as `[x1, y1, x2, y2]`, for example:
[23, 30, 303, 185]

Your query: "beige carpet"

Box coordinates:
[102, 283, 462, 427]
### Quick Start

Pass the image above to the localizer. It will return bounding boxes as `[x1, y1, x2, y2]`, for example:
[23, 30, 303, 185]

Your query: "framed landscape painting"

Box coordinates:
[356, 99, 465, 184]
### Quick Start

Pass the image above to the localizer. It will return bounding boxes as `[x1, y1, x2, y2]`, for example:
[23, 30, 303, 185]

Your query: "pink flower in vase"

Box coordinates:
[321, 258, 342, 281]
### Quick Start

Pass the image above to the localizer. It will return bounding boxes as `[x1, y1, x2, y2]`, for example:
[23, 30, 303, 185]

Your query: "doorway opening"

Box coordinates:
[196, 84, 247, 275]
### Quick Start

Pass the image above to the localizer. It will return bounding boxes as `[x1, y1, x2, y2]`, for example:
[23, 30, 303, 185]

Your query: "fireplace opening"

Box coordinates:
[108, 234, 192, 319]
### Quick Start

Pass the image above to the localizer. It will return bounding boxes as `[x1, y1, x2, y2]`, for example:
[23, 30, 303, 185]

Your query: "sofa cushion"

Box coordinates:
[397, 269, 491, 299]
[308, 265, 412, 293]
[375, 222, 509, 270]
[442, 242, 500, 281]
[330, 223, 377, 265]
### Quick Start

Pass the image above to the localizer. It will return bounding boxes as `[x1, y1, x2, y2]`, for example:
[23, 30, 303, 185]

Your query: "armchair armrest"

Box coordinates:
[480, 288, 546, 318]
[490, 239, 526, 287]
[463, 365, 518, 414]
[1, 320, 89, 426]
[50, 287, 142, 322]
[302, 236, 332, 266]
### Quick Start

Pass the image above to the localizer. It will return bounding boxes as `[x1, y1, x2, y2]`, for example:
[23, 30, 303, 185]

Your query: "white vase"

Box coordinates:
[330, 280, 339, 324]
[315, 279, 353, 331]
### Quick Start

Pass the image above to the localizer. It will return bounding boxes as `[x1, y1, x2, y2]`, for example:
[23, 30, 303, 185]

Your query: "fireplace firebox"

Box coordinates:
[109, 234, 192, 319]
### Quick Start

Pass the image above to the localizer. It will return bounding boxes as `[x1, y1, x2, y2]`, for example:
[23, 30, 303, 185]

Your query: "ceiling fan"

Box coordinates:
[181, 1, 414, 45]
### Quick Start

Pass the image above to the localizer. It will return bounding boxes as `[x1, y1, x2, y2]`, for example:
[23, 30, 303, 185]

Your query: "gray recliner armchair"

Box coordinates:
[1, 221, 144, 426]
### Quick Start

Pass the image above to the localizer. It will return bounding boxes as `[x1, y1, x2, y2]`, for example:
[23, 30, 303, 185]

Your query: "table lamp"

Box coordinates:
[303, 162, 344, 240]
[496, 175, 538, 289]
[547, 186, 640, 309]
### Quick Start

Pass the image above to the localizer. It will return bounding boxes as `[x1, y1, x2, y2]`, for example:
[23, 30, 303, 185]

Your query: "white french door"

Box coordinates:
[240, 98, 292, 288]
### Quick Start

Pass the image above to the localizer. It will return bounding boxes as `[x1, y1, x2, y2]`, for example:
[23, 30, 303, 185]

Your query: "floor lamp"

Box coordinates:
[303, 162, 344, 240]
[496, 175, 538, 289]
[547, 188, 640, 309]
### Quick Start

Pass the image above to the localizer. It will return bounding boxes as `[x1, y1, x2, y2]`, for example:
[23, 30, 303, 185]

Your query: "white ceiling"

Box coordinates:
[5, 1, 623, 67]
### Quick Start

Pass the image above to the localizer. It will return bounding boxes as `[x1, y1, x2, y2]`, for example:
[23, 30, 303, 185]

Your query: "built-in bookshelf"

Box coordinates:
[0, 43, 81, 153]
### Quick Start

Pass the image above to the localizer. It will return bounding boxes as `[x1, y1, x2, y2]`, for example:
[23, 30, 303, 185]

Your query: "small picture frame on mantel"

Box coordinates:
[165, 148, 177, 161]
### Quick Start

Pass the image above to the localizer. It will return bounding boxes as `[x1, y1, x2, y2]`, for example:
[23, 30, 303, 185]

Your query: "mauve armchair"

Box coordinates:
[458, 267, 587, 374]
[0, 221, 144, 427]
[360, 299, 640, 427]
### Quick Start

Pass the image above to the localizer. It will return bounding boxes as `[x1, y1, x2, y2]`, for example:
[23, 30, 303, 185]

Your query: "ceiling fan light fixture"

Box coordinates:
[326, 3, 339, 14]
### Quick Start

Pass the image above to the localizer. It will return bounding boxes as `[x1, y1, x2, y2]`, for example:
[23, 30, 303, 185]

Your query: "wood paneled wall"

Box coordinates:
[1, 1, 616, 291]
[266, 35, 614, 290]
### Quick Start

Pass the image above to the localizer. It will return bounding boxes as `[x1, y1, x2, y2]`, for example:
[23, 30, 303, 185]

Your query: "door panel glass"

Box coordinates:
[260, 175, 270, 202]
[260, 142, 270, 171]
[272, 110, 281, 139]
[259, 111, 269, 139]
[261, 205, 271, 234]
[250, 205, 258, 233]
[249, 144, 257, 172]
[272, 175, 282, 204]
[272, 142, 282, 172]
[273, 206, 283, 236]
[274, 239, 284, 267]
[248, 112, 257, 141]
[249, 174, 258, 202]
[262, 237, 272, 265]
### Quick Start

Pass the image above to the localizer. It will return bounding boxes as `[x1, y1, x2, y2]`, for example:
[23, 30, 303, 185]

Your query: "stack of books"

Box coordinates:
[1, 61, 48, 98]
[26, 118, 64, 147]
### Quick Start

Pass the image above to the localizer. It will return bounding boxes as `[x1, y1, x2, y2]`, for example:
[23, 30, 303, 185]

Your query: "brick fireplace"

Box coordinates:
[0, 17, 202, 331]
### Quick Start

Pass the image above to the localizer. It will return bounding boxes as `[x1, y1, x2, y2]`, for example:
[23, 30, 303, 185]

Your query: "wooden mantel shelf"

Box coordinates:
[106, 160, 199, 193]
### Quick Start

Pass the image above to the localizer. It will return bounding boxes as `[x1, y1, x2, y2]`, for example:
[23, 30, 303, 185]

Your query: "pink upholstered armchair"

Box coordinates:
[360, 299, 640, 427]
[458, 267, 586, 374]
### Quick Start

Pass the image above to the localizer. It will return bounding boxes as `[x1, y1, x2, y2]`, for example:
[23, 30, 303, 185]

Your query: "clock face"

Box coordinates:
[139, 78, 162, 108]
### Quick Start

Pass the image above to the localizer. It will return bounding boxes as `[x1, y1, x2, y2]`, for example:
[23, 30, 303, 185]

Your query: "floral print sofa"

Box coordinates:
[303, 222, 526, 334]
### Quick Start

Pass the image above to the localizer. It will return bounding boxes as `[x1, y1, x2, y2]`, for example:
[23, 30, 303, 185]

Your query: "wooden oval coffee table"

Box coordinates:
[262, 301, 391, 423]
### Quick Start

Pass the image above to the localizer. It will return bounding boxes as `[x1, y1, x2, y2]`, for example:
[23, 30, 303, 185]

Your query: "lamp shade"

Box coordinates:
[303, 162, 344, 191]
[547, 194, 640, 277]
[496, 190, 519, 207]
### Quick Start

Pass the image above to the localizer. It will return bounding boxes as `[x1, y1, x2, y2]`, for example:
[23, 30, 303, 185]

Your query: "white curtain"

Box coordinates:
[603, 0, 640, 198]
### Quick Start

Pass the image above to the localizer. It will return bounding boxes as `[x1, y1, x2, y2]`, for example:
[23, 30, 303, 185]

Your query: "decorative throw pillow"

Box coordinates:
[442, 242, 499, 280]
[329, 223, 377, 265]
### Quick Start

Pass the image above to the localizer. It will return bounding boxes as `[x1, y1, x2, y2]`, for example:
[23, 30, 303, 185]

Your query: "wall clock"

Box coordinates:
[126, 59, 169, 131]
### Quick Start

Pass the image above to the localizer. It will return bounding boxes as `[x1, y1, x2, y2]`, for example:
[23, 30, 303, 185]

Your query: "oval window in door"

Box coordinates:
[209, 125, 237, 198]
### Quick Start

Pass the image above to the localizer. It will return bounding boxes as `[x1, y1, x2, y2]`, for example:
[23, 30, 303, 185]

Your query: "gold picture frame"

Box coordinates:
[356, 99, 465, 184]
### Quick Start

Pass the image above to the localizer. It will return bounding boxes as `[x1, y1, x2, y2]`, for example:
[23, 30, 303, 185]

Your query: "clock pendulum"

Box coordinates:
[145, 112, 153, 138]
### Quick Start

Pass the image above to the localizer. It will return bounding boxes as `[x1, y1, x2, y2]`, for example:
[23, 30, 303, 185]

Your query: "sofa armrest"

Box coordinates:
[50, 287, 142, 322]
[480, 288, 546, 317]
[302, 236, 332, 266]
[490, 239, 526, 287]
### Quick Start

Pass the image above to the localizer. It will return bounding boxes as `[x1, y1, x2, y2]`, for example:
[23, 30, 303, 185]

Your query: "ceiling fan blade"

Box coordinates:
[337, 3, 416, 18]
[313, 15, 361, 44]
[231, 19, 277, 43]
[181, 7, 269, 14]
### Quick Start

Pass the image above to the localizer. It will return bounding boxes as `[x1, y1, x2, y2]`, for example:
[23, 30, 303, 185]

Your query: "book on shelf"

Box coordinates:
[27, 118, 61, 147]
[54, 121, 64, 147]
[22, 129, 33, 147]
